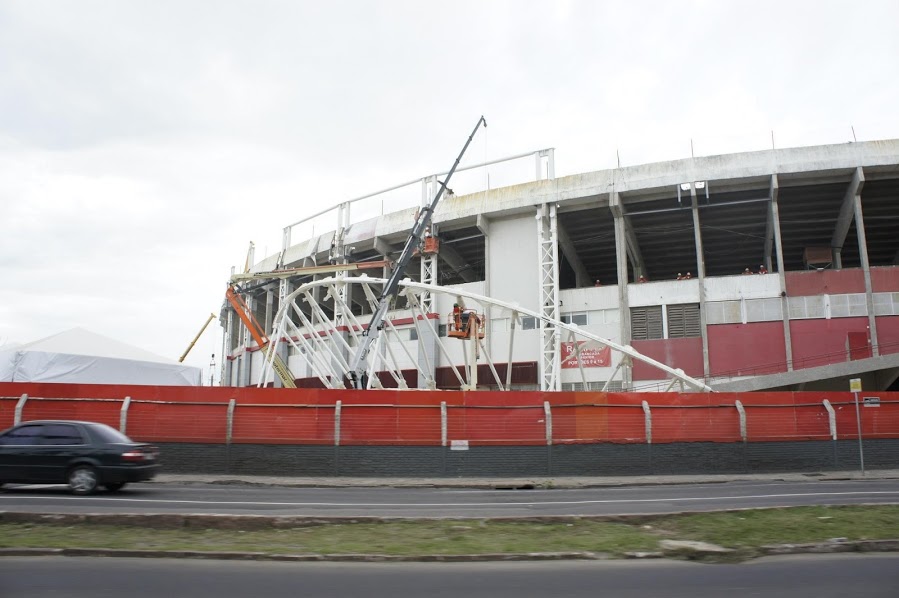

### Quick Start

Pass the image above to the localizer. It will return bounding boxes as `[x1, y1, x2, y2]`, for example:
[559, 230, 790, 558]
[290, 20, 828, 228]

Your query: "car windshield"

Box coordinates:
[88, 423, 134, 444]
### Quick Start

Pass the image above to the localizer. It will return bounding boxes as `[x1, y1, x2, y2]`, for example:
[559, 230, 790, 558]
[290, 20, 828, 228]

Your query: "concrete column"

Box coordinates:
[240, 296, 254, 386]
[852, 168, 880, 356]
[265, 287, 274, 335]
[478, 214, 493, 361]
[770, 175, 795, 371]
[275, 279, 292, 389]
[610, 191, 632, 389]
[417, 317, 438, 389]
[690, 186, 710, 380]
[224, 309, 234, 387]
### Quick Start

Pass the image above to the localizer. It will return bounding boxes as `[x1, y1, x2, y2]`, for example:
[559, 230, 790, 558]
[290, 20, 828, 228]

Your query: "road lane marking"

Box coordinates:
[1, 490, 898, 508]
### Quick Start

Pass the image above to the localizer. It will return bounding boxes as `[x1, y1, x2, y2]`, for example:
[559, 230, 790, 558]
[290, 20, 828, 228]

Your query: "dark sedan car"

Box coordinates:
[0, 420, 159, 494]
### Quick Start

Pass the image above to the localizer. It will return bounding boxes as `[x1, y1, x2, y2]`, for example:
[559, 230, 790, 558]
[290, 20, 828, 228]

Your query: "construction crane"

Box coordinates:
[225, 285, 297, 388]
[348, 115, 487, 389]
[178, 313, 216, 363]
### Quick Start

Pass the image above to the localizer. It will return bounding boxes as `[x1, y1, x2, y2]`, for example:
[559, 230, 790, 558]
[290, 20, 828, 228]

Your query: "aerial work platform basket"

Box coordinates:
[447, 308, 486, 339]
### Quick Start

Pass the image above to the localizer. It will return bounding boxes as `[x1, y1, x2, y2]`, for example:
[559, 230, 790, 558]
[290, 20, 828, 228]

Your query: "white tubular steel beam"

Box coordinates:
[506, 311, 518, 390]
[477, 335, 505, 391]
[404, 292, 437, 384]
[273, 276, 714, 392]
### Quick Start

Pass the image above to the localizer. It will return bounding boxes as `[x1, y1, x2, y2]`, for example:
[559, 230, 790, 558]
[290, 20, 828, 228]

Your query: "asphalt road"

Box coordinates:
[2, 554, 898, 598]
[1, 479, 898, 517]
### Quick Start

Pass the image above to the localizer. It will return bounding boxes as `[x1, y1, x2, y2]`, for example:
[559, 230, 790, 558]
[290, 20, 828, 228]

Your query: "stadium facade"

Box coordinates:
[221, 139, 899, 393]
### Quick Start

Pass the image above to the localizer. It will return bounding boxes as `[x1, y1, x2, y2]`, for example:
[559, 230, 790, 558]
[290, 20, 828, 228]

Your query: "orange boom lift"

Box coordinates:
[225, 286, 297, 388]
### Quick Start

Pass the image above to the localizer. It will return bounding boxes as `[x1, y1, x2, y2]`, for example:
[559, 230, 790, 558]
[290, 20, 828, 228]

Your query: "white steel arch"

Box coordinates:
[262, 276, 714, 392]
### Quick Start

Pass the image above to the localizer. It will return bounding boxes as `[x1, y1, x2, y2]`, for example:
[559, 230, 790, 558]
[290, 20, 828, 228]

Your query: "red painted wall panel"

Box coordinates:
[876, 316, 899, 356]
[871, 266, 899, 292]
[786, 269, 866, 297]
[707, 322, 788, 377]
[789, 318, 870, 369]
[631, 338, 704, 380]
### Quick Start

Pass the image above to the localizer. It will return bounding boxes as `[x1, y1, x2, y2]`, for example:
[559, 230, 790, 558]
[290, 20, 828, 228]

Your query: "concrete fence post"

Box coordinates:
[440, 401, 447, 447]
[120, 396, 131, 434]
[823, 398, 839, 468]
[226, 399, 236, 445]
[543, 401, 552, 446]
[735, 400, 747, 442]
[822, 400, 837, 440]
[334, 400, 342, 447]
[642, 401, 652, 444]
[14, 394, 28, 425]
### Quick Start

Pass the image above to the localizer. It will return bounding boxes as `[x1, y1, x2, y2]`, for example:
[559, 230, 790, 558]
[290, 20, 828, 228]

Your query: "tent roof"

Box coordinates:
[17, 327, 177, 364]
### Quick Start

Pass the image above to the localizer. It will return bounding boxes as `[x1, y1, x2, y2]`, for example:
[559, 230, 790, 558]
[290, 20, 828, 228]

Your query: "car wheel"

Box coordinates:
[104, 482, 127, 492]
[68, 466, 99, 495]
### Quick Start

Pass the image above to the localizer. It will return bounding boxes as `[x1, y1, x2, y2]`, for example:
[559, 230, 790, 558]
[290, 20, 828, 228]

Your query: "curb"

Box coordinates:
[0, 547, 610, 562]
[1, 540, 898, 563]
[151, 470, 899, 490]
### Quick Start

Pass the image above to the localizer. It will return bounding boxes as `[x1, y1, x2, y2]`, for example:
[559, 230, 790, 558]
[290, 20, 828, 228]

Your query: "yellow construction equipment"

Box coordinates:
[179, 313, 216, 363]
[225, 286, 297, 388]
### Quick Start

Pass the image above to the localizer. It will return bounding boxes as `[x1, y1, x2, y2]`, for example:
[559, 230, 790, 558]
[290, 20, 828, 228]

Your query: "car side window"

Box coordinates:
[40, 424, 85, 445]
[0, 424, 45, 445]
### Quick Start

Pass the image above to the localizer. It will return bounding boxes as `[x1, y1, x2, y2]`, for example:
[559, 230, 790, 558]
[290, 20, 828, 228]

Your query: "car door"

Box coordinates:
[38, 423, 89, 483]
[0, 424, 46, 482]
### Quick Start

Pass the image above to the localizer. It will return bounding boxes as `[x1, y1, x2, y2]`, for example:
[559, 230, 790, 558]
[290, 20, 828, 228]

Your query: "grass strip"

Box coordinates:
[1, 506, 897, 559]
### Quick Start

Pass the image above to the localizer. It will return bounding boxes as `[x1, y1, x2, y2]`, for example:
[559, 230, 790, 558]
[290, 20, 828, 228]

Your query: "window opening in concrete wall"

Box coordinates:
[561, 312, 588, 326]
[631, 306, 663, 340]
[667, 303, 701, 338]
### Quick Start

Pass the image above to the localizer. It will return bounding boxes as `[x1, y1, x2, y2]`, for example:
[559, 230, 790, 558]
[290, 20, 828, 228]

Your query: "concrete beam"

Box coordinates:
[476, 214, 490, 237]
[373, 236, 394, 259]
[623, 216, 646, 279]
[438, 243, 477, 283]
[557, 223, 591, 287]
[831, 167, 866, 267]
[875, 366, 899, 390]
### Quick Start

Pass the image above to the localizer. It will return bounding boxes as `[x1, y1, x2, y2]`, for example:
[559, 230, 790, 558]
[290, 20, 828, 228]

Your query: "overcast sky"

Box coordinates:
[2, 0, 898, 381]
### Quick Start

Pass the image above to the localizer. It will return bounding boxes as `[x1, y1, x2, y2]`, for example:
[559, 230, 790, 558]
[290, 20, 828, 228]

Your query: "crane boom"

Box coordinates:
[179, 312, 216, 363]
[348, 116, 487, 389]
[225, 285, 297, 388]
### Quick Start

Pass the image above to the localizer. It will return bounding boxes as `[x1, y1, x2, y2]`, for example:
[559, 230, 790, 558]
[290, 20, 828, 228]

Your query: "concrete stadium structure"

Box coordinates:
[222, 139, 899, 393]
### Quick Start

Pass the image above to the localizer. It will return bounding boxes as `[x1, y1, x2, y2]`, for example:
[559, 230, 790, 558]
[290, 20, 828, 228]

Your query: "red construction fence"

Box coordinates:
[1, 382, 897, 446]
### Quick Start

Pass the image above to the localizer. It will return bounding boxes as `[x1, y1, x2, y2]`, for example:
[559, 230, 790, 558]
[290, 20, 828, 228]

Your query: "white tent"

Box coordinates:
[0, 328, 202, 386]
